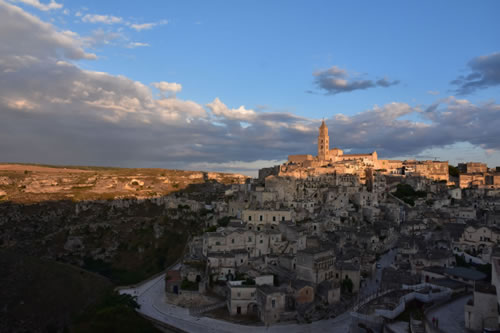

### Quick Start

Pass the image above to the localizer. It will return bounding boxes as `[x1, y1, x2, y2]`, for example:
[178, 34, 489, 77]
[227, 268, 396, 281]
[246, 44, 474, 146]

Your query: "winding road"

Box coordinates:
[118, 249, 397, 332]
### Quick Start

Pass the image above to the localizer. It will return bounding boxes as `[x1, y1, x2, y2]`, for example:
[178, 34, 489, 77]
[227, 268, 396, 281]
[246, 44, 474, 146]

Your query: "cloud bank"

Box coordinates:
[451, 52, 500, 95]
[11, 0, 62, 11]
[0, 1, 499, 174]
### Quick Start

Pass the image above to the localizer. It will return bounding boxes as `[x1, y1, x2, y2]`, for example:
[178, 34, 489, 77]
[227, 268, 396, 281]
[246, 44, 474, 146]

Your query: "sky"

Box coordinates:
[0, 0, 499, 176]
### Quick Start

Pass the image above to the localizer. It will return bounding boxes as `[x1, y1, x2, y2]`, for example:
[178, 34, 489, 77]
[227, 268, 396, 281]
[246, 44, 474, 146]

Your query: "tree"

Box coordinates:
[342, 276, 353, 293]
[449, 165, 460, 178]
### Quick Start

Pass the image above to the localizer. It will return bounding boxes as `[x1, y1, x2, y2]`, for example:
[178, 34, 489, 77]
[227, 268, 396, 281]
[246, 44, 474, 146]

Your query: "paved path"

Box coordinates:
[120, 273, 353, 333]
[427, 294, 470, 333]
[360, 248, 397, 298]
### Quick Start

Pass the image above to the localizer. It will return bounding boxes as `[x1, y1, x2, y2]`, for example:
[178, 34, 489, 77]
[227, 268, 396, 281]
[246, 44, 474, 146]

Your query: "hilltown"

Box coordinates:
[126, 121, 500, 332]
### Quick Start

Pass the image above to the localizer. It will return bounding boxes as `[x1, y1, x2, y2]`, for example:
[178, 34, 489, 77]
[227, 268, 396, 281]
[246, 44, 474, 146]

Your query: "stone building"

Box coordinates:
[334, 262, 361, 293]
[256, 285, 287, 325]
[465, 282, 498, 331]
[242, 209, 293, 230]
[203, 227, 286, 259]
[290, 279, 315, 305]
[227, 281, 258, 316]
[459, 162, 488, 174]
[460, 173, 486, 188]
[296, 247, 335, 284]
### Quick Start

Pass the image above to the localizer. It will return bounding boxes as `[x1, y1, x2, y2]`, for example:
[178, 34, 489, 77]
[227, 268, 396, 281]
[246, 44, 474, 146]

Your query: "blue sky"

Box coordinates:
[1, 0, 500, 174]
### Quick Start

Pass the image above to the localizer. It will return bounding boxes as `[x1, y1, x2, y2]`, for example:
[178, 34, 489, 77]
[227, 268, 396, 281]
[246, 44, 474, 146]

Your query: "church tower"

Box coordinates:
[318, 120, 329, 161]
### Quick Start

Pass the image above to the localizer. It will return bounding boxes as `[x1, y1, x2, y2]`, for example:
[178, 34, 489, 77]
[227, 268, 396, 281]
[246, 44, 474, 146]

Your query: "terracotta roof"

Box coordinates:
[166, 270, 181, 281]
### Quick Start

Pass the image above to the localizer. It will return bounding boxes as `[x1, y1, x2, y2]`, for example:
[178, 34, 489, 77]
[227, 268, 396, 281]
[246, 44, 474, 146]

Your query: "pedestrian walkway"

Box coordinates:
[426, 294, 470, 333]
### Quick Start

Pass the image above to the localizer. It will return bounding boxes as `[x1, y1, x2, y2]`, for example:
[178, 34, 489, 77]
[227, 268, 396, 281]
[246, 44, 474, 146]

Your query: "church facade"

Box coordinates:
[281, 120, 448, 182]
[288, 120, 379, 167]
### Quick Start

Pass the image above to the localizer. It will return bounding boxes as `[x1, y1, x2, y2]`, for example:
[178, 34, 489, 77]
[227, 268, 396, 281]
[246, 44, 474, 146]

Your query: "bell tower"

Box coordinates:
[318, 120, 329, 161]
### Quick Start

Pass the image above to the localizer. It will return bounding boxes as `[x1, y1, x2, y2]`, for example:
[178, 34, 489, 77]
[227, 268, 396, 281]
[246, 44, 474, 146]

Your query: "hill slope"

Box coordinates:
[0, 163, 248, 203]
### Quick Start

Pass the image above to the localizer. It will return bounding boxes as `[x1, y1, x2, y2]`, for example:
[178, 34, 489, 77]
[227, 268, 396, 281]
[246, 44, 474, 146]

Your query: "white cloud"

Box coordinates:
[152, 81, 182, 94]
[427, 90, 440, 95]
[11, 0, 62, 11]
[130, 20, 168, 31]
[127, 42, 150, 48]
[82, 29, 123, 48]
[130, 23, 155, 31]
[82, 14, 123, 24]
[207, 98, 257, 122]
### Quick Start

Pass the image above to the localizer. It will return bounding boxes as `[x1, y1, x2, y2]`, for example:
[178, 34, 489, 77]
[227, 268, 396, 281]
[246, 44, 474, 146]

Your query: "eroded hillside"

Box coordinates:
[0, 163, 248, 203]
[0, 163, 248, 332]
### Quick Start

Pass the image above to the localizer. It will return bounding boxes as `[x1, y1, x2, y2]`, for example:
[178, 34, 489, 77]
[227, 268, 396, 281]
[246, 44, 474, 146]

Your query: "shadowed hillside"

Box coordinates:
[0, 163, 246, 332]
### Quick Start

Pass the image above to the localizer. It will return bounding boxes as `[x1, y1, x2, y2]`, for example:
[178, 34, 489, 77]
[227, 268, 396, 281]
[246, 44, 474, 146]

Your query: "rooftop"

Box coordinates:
[445, 267, 487, 281]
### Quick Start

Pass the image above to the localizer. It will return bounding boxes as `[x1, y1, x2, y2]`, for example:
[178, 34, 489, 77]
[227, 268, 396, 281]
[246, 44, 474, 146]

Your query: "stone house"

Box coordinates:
[296, 247, 335, 284]
[289, 279, 314, 305]
[207, 252, 238, 281]
[242, 209, 293, 230]
[410, 249, 456, 274]
[279, 221, 307, 253]
[334, 262, 361, 293]
[256, 285, 287, 325]
[316, 280, 341, 305]
[400, 220, 427, 236]
[352, 191, 378, 207]
[165, 269, 182, 294]
[278, 254, 296, 271]
[228, 200, 249, 219]
[448, 187, 462, 200]
[455, 225, 500, 256]
[180, 262, 204, 283]
[203, 227, 285, 258]
[459, 173, 486, 188]
[227, 281, 258, 316]
[465, 283, 498, 331]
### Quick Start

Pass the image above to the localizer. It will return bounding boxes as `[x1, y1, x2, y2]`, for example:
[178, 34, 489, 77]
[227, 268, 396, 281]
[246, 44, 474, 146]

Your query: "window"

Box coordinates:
[260, 215, 263, 221]
[216, 241, 220, 245]
[282, 216, 285, 221]
[260, 239, 263, 244]
[248, 237, 252, 242]
[248, 216, 252, 221]
[232, 239, 235, 244]
[237, 292, 241, 297]
[273, 216, 276, 222]
[272, 299, 276, 308]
